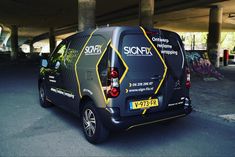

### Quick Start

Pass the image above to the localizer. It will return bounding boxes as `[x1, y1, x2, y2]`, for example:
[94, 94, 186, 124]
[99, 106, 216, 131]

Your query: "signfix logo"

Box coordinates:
[123, 46, 153, 56]
[85, 45, 103, 55]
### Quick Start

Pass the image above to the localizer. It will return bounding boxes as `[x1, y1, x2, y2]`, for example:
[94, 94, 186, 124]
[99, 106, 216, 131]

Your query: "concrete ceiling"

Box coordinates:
[112, 0, 235, 32]
[0, 0, 235, 39]
[156, 0, 235, 32]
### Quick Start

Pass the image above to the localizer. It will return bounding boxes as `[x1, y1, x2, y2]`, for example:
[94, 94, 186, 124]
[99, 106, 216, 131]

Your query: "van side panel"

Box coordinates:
[61, 35, 89, 113]
[76, 29, 114, 110]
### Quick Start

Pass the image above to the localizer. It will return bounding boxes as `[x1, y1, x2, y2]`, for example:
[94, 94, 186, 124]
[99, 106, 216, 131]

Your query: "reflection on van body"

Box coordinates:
[38, 26, 192, 143]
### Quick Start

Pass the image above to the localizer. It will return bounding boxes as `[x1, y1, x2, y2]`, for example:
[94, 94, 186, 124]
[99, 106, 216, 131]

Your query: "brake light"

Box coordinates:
[186, 68, 191, 88]
[110, 70, 118, 78]
[107, 68, 120, 98]
[108, 87, 119, 97]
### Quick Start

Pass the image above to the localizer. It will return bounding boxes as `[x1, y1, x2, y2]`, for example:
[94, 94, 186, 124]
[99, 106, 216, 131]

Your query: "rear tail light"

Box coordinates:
[107, 67, 120, 98]
[186, 68, 191, 88]
[108, 87, 119, 97]
[110, 70, 118, 78]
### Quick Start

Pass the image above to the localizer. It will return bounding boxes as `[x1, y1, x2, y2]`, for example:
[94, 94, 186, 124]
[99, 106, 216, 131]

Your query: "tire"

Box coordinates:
[39, 83, 53, 108]
[82, 101, 109, 144]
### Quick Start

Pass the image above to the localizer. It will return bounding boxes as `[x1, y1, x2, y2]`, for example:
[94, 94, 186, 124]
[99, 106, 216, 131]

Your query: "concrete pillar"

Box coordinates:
[0, 25, 2, 36]
[10, 25, 18, 60]
[30, 42, 34, 53]
[49, 27, 56, 53]
[207, 6, 223, 68]
[78, 0, 96, 31]
[2, 32, 10, 49]
[139, 0, 154, 27]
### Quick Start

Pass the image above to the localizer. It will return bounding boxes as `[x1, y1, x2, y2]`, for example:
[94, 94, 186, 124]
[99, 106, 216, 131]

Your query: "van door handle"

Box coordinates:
[151, 75, 162, 80]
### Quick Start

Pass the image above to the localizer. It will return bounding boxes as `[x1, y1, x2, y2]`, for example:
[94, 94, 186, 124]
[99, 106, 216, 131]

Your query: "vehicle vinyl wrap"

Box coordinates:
[147, 28, 185, 79]
[74, 29, 97, 98]
[76, 31, 113, 108]
[146, 28, 188, 107]
[96, 40, 111, 104]
[110, 43, 129, 84]
[140, 27, 168, 95]
[74, 27, 173, 113]
[140, 27, 168, 114]
[106, 27, 168, 117]
[49, 28, 114, 112]
[45, 40, 72, 107]
[38, 26, 192, 135]
[95, 42, 129, 105]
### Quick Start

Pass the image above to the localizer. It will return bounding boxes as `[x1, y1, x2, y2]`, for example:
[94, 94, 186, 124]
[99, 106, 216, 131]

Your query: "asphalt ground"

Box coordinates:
[191, 65, 235, 121]
[0, 61, 235, 156]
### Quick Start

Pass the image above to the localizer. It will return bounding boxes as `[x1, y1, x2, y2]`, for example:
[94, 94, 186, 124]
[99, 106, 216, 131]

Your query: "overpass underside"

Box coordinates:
[0, 0, 235, 67]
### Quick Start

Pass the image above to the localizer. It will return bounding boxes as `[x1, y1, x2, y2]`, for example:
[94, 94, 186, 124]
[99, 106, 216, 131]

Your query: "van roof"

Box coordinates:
[66, 26, 178, 42]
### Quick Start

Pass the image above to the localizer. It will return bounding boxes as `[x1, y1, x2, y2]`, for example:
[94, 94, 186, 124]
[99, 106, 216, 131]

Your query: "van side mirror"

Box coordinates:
[41, 59, 48, 68]
[55, 61, 61, 69]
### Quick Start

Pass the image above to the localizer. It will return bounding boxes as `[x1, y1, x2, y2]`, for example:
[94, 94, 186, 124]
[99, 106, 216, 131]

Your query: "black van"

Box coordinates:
[38, 26, 192, 143]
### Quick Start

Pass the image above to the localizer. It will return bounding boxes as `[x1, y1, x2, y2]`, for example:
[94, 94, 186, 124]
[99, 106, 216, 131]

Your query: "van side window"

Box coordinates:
[64, 36, 88, 68]
[49, 41, 68, 68]
[69, 36, 88, 53]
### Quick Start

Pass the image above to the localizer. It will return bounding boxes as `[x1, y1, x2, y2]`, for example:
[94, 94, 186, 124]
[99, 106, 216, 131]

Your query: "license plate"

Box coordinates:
[130, 99, 158, 110]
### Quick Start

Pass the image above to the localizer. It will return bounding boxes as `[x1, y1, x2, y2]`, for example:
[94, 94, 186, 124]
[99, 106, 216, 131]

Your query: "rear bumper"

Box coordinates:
[98, 101, 192, 130]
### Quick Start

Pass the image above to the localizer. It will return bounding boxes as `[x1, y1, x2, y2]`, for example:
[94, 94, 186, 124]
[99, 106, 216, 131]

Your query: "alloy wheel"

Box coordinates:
[83, 109, 96, 137]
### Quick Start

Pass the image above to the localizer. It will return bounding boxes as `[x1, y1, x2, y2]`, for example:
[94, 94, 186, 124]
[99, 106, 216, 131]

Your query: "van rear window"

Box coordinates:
[119, 34, 163, 72]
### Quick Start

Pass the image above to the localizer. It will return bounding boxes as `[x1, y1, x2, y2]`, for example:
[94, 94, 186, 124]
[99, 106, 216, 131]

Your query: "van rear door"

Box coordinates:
[146, 28, 187, 110]
[111, 27, 187, 117]
[112, 28, 167, 116]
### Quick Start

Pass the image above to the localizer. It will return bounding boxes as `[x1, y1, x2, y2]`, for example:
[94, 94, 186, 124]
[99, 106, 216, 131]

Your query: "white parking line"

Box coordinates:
[219, 114, 235, 121]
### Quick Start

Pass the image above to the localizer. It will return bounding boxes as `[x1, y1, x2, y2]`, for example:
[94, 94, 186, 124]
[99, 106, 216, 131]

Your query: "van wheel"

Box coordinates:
[39, 83, 53, 108]
[82, 101, 109, 144]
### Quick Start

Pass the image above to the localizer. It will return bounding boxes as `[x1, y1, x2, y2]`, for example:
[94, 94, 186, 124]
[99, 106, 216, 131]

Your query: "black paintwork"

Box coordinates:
[39, 26, 191, 129]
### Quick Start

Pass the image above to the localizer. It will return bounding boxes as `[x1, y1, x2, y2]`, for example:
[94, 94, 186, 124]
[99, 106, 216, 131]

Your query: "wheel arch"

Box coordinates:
[79, 95, 95, 116]
[38, 78, 43, 89]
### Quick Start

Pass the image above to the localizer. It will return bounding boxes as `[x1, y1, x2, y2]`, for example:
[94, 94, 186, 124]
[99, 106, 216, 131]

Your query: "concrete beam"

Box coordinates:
[97, 0, 225, 25]
[25, 0, 227, 44]
[10, 25, 18, 60]
[139, 0, 154, 27]
[78, 0, 96, 31]
[207, 6, 223, 68]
